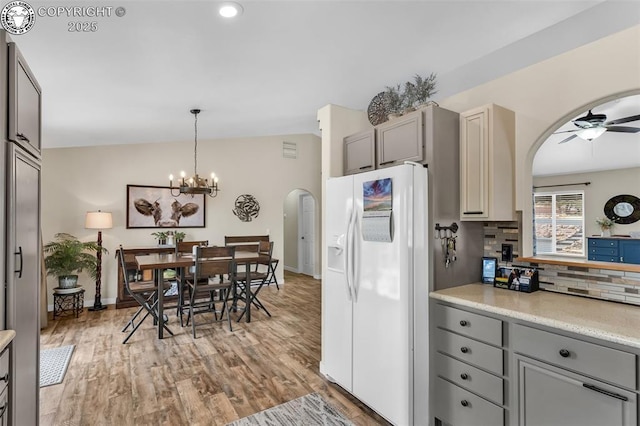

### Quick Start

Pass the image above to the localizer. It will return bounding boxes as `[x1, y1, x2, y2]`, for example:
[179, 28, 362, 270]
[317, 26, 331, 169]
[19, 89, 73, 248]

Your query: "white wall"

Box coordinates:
[533, 167, 640, 236]
[437, 25, 640, 255]
[41, 133, 321, 307]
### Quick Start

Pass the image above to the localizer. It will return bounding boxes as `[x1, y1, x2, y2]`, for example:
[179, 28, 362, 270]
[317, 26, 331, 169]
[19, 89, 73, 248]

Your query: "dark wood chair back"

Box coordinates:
[175, 240, 209, 255]
[194, 246, 236, 279]
[224, 235, 268, 253]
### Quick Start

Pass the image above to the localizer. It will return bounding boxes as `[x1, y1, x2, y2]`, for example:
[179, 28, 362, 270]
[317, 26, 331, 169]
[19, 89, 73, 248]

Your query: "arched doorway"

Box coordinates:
[283, 189, 317, 277]
[527, 90, 640, 255]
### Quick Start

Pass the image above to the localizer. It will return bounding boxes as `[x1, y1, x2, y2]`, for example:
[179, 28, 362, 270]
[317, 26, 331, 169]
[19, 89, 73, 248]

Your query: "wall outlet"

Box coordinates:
[501, 243, 513, 262]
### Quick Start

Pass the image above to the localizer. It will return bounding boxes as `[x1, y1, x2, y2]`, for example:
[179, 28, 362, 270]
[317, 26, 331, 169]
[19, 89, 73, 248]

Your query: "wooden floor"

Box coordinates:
[40, 272, 389, 425]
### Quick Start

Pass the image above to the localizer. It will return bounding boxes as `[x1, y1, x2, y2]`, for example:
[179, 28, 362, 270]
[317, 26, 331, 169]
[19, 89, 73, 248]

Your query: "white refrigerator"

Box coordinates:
[321, 163, 430, 426]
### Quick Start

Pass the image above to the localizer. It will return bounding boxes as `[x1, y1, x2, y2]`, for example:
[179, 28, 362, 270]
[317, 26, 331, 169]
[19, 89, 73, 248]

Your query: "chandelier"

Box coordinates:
[170, 109, 219, 197]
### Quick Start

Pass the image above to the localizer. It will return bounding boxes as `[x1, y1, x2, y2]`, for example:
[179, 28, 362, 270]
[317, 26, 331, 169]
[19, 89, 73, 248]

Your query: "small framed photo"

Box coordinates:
[126, 185, 206, 229]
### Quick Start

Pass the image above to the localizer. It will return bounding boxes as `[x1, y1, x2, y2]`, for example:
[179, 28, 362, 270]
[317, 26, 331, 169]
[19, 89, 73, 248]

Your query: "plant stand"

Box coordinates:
[53, 286, 85, 319]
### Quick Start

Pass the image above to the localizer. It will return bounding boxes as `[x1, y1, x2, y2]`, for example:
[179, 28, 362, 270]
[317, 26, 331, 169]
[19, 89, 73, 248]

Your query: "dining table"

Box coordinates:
[135, 251, 265, 339]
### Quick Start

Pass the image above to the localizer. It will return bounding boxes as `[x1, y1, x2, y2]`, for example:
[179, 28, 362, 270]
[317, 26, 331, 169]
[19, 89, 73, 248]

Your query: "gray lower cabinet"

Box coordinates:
[433, 304, 505, 426]
[432, 301, 639, 426]
[515, 356, 636, 426]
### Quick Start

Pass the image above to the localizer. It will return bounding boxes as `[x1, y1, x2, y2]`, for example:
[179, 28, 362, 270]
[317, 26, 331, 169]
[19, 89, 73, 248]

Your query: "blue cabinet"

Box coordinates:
[587, 238, 640, 264]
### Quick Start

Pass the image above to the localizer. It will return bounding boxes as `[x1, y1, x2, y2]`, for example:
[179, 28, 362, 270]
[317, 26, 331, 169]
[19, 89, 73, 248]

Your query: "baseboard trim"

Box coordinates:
[284, 266, 299, 273]
[48, 297, 116, 312]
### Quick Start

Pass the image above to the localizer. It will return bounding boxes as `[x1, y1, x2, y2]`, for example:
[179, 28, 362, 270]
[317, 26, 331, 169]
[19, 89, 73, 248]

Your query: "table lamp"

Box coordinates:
[85, 210, 113, 311]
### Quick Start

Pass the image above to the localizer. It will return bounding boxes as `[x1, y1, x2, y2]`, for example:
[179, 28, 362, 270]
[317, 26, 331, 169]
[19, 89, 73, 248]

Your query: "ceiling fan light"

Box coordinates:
[577, 127, 607, 141]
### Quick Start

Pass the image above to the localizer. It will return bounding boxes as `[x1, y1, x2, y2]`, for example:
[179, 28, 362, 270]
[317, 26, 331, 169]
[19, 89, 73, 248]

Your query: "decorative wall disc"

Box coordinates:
[232, 194, 260, 222]
[367, 91, 389, 126]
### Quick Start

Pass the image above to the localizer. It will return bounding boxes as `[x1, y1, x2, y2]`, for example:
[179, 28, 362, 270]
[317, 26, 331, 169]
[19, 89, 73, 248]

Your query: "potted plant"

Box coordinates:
[401, 81, 417, 113]
[151, 231, 169, 245]
[596, 217, 615, 237]
[174, 231, 186, 243]
[44, 233, 107, 289]
[412, 72, 437, 108]
[384, 84, 404, 118]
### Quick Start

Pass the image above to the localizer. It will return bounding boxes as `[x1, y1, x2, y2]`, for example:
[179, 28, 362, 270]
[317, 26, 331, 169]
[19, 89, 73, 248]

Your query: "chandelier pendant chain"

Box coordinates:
[193, 110, 198, 178]
[168, 107, 219, 197]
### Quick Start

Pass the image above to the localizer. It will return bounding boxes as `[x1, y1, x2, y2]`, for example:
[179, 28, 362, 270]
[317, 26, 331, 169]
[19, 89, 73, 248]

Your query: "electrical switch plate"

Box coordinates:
[501, 243, 513, 262]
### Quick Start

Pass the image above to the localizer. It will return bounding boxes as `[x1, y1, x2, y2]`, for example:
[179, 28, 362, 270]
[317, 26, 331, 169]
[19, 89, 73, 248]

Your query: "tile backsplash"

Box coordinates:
[482, 215, 640, 306]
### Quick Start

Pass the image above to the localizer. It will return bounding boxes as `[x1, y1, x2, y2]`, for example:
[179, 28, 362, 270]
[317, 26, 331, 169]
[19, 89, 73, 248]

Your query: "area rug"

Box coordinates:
[40, 345, 75, 387]
[226, 392, 354, 426]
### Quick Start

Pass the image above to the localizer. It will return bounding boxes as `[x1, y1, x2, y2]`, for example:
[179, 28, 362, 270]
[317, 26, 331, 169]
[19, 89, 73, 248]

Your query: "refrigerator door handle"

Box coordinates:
[15, 246, 23, 278]
[348, 208, 358, 302]
[345, 209, 354, 301]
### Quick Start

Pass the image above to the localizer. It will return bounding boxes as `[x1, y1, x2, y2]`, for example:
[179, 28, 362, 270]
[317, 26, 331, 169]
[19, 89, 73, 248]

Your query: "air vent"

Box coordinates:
[283, 141, 297, 159]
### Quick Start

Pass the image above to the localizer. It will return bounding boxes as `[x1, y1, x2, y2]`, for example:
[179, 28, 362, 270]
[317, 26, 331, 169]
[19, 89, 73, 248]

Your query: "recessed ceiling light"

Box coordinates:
[219, 2, 243, 18]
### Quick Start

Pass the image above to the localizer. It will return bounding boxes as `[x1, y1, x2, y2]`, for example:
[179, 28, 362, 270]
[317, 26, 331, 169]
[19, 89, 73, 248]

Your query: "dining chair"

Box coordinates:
[184, 245, 236, 337]
[174, 240, 208, 325]
[235, 241, 273, 321]
[118, 245, 174, 344]
[258, 240, 279, 290]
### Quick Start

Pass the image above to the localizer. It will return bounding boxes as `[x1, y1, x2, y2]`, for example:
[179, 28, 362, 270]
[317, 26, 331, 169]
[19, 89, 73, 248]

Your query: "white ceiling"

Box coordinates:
[13, 0, 638, 151]
[533, 94, 640, 177]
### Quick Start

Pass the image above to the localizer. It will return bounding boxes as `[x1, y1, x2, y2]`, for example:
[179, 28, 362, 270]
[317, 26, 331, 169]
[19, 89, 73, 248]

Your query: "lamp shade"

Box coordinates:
[85, 211, 113, 230]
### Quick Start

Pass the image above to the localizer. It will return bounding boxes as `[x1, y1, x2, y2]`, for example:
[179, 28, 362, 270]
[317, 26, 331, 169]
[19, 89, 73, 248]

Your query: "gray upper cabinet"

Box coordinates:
[459, 104, 515, 221]
[8, 42, 41, 159]
[343, 129, 375, 175]
[376, 109, 423, 168]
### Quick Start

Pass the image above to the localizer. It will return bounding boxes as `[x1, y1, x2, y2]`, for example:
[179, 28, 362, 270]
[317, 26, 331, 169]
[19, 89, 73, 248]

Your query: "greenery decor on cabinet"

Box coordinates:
[367, 73, 438, 125]
[44, 233, 108, 289]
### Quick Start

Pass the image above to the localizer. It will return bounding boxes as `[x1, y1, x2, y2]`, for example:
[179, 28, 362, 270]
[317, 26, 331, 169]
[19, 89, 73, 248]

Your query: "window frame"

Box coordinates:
[533, 190, 585, 257]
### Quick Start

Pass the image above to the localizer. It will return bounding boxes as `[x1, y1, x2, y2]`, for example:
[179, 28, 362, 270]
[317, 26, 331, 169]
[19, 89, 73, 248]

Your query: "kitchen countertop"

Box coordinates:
[430, 284, 640, 349]
[0, 330, 15, 353]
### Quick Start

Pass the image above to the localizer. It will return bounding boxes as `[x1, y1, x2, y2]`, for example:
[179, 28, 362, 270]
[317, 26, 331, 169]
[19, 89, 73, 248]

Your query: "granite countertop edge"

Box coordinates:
[430, 286, 640, 350]
[0, 330, 16, 353]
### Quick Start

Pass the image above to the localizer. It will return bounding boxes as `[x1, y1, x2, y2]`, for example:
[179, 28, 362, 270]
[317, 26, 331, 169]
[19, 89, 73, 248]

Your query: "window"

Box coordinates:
[534, 191, 584, 256]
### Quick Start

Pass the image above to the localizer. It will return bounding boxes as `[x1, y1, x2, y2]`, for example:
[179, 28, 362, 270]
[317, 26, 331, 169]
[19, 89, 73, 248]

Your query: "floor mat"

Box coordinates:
[226, 392, 354, 426]
[40, 345, 75, 387]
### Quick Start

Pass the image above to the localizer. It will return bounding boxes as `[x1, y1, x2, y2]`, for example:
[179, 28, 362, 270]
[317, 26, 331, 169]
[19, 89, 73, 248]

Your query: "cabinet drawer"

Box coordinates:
[435, 352, 503, 405]
[513, 324, 636, 389]
[588, 254, 619, 262]
[589, 239, 617, 248]
[434, 377, 504, 426]
[589, 247, 618, 256]
[435, 304, 502, 346]
[435, 328, 503, 375]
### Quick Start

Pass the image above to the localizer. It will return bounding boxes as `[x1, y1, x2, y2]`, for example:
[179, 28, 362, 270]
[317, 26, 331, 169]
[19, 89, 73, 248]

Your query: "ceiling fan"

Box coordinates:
[555, 109, 640, 144]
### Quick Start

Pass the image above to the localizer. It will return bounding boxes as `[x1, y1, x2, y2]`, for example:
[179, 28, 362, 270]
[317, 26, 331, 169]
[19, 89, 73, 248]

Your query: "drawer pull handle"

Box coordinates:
[463, 211, 483, 215]
[0, 373, 7, 382]
[359, 166, 372, 170]
[460, 373, 469, 380]
[16, 133, 30, 143]
[583, 383, 628, 401]
[460, 400, 469, 407]
[459, 320, 468, 327]
[559, 349, 570, 358]
[460, 347, 469, 354]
